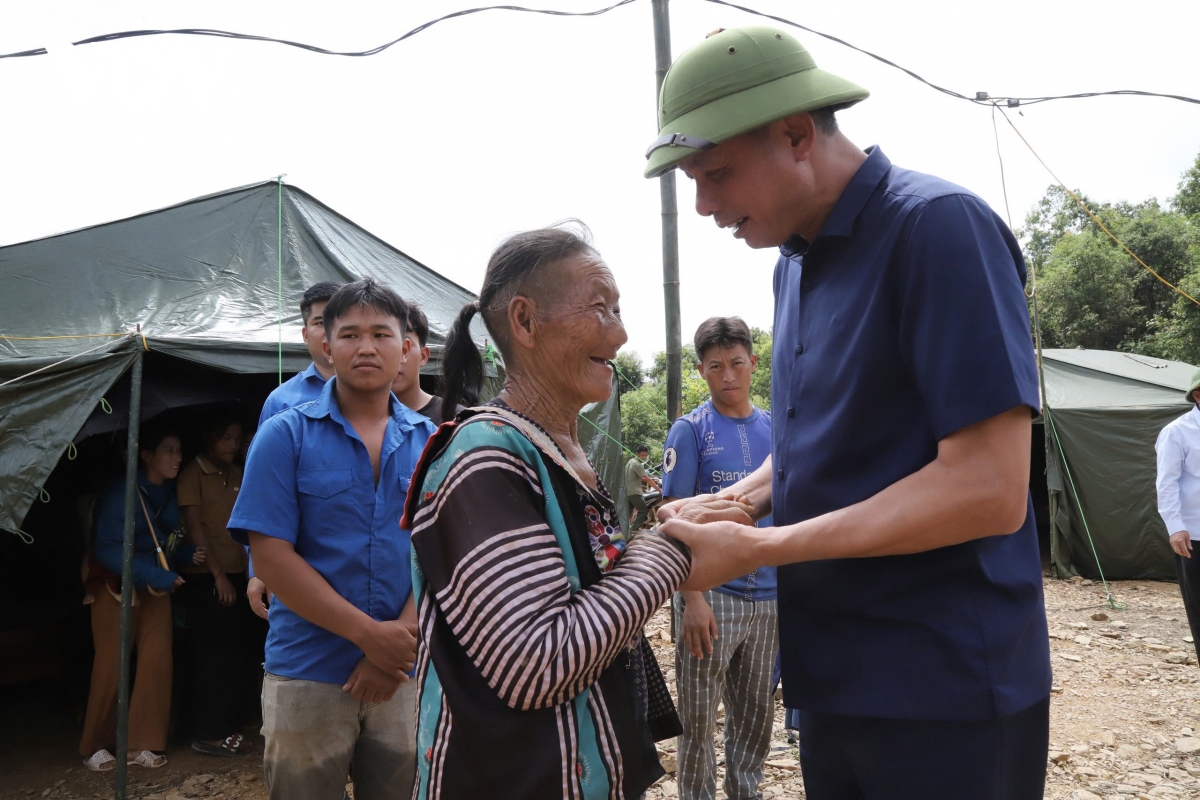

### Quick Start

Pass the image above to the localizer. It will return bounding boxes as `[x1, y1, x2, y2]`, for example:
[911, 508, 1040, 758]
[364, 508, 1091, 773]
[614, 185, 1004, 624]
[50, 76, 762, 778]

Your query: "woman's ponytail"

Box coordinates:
[441, 302, 484, 411]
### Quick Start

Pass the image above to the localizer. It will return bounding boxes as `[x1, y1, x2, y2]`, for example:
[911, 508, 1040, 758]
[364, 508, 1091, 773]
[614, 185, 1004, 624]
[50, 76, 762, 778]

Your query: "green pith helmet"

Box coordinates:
[644, 26, 869, 178]
[1187, 368, 1200, 402]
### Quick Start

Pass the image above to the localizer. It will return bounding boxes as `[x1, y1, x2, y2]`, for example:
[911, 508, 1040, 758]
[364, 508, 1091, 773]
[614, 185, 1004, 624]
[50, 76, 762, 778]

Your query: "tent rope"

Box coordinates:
[0, 335, 134, 389]
[1044, 408, 1126, 610]
[0, 333, 127, 341]
[100, 398, 112, 414]
[5, 528, 34, 545]
[610, 361, 673, 426]
[577, 412, 662, 479]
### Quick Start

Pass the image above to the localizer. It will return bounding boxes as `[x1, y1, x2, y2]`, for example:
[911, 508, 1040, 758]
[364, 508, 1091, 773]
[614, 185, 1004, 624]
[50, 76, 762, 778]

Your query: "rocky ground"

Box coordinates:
[4, 577, 1200, 799]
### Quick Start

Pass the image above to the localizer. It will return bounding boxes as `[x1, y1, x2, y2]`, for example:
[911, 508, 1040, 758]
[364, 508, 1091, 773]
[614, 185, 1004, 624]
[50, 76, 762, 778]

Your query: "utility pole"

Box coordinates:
[651, 0, 682, 421]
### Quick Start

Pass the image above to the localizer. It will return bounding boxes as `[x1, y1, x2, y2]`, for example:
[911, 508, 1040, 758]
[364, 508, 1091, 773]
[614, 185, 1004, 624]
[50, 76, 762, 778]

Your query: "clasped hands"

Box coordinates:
[345, 618, 420, 703]
[657, 493, 770, 591]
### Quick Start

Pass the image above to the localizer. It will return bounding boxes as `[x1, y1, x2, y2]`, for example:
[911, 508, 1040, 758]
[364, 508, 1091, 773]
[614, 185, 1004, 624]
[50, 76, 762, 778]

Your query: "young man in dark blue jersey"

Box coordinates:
[662, 317, 776, 800]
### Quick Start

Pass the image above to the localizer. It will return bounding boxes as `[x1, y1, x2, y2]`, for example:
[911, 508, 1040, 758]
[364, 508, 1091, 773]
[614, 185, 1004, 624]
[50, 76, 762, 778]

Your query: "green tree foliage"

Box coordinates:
[620, 329, 774, 463]
[1022, 163, 1200, 363]
[612, 351, 645, 397]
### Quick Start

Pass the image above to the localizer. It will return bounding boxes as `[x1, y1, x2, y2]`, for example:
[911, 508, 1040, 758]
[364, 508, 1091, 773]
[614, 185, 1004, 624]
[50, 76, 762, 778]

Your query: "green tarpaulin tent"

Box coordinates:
[0, 181, 624, 537]
[1043, 348, 1197, 581]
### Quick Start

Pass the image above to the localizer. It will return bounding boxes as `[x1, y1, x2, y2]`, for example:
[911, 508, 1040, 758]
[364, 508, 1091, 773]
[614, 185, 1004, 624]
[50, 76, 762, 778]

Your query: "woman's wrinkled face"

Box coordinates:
[524, 253, 627, 407]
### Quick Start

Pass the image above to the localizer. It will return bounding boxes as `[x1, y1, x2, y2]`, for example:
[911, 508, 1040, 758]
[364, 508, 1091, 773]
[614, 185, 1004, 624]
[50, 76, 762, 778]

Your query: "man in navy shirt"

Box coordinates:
[663, 317, 776, 800]
[229, 279, 435, 800]
[247, 281, 341, 618]
[647, 27, 1051, 799]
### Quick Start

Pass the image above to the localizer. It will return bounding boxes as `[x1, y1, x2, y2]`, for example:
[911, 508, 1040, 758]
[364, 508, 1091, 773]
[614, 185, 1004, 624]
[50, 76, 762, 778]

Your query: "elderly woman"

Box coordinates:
[403, 225, 750, 798]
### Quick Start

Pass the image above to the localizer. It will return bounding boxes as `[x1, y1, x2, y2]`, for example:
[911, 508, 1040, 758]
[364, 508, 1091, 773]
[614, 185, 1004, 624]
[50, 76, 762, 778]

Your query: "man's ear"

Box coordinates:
[321, 333, 332, 360]
[749, 353, 758, 372]
[507, 295, 539, 351]
[419, 346, 431, 368]
[781, 113, 818, 163]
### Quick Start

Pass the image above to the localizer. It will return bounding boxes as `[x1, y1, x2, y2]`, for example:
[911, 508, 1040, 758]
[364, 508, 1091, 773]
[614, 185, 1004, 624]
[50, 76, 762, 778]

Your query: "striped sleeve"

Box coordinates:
[411, 443, 690, 712]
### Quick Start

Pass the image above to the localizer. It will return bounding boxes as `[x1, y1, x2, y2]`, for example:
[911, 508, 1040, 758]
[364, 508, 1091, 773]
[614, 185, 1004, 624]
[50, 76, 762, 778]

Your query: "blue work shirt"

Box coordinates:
[771, 147, 1050, 721]
[662, 399, 776, 601]
[229, 378, 436, 685]
[257, 362, 328, 429]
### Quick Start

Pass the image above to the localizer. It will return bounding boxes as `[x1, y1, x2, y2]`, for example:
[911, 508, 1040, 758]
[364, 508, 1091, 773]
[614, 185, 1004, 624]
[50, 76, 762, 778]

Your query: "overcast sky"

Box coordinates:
[4, 0, 1199, 361]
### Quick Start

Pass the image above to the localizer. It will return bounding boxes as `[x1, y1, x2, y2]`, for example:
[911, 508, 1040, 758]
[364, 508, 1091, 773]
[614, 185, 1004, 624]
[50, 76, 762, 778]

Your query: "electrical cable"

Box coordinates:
[71, 0, 637, 56]
[6, 0, 1199, 110]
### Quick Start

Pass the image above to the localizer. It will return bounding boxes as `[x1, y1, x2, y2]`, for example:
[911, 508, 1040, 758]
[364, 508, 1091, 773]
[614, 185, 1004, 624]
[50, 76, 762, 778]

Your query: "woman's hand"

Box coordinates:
[662, 518, 771, 591]
[659, 493, 754, 526]
[192, 546, 208, 566]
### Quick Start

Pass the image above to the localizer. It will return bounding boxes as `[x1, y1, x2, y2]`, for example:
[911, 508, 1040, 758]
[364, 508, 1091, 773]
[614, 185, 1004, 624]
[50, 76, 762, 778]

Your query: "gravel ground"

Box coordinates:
[5, 577, 1200, 799]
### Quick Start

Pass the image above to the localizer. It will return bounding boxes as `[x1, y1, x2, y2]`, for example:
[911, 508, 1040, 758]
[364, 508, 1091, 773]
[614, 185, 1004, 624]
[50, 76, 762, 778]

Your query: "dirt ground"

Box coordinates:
[4, 576, 1200, 800]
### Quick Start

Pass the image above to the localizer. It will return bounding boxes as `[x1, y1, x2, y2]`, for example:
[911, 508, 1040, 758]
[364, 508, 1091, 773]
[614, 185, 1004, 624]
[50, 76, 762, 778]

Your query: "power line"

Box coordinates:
[71, 0, 637, 56]
[4, 0, 1198, 110]
[698, 0, 1200, 108]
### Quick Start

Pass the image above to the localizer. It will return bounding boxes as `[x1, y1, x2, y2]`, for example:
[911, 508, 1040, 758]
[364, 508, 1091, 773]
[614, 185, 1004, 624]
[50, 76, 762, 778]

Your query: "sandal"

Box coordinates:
[127, 750, 167, 768]
[191, 733, 248, 757]
[84, 749, 116, 772]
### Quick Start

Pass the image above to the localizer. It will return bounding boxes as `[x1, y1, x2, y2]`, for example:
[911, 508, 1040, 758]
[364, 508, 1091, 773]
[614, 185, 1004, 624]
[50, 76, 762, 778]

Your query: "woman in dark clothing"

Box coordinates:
[405, 224, 751, 799]
[81, 427, 201, 771]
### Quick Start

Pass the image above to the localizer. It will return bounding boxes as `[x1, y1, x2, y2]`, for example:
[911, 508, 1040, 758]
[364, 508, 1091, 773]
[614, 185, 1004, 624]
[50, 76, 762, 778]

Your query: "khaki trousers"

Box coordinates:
[261, 672, 418, 800]
[79, 590, 173, 757]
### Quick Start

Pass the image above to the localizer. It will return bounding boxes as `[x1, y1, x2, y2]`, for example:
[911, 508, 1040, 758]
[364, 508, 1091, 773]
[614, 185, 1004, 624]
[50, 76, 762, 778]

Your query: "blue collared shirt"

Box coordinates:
[257, 362, 328, 429]
[229, 378, 436, 684]
[771, 147, 1050, 721]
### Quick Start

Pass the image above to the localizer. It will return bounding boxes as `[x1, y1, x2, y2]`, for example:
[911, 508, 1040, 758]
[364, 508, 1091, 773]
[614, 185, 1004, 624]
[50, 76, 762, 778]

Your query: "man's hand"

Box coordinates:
[679, 592, 718, 659]
[358, 618, 419, 675]
[1171, 531, 1193, 558]
[247, 576, 272, 619]
[192, 546, 208, 566]
[657, 493, 754, 526]
[343, 656, 405, 703]
[662, 518, 770, 591]
[213, 572, 237, 607]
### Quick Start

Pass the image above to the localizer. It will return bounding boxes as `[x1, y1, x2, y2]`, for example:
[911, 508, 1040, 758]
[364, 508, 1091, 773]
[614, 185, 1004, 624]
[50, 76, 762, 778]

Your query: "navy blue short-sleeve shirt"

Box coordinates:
[771, 147, 1050, 721]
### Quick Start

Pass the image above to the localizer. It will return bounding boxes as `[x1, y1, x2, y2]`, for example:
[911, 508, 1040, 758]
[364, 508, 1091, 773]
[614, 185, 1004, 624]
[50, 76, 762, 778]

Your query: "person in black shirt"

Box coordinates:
[391, 305, 461, 425]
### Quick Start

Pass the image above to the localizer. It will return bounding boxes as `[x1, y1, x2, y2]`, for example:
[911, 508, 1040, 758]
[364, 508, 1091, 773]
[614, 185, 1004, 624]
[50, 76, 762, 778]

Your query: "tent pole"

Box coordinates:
[113, 350, 143, 800]
[652, 0, 682, 423]
[1027, 262, 1057, 574]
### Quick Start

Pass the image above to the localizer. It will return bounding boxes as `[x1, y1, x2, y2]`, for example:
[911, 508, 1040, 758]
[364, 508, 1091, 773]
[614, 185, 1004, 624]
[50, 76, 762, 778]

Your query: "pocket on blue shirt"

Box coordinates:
[297, 468, 353, 498]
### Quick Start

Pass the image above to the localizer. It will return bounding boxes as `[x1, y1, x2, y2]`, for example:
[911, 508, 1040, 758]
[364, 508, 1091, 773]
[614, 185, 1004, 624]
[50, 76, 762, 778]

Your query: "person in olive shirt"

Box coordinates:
[625, 445, 660, 530]
[178, 415, 258, 757]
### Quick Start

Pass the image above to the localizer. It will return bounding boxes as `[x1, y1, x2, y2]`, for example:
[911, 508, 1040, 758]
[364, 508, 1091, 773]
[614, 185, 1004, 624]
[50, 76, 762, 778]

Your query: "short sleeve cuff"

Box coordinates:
[227, 516, 298, 547]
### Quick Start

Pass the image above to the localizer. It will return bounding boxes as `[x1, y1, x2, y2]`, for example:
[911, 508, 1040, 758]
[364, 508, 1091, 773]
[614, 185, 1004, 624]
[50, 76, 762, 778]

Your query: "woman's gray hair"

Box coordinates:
[441, 221, 596, 410]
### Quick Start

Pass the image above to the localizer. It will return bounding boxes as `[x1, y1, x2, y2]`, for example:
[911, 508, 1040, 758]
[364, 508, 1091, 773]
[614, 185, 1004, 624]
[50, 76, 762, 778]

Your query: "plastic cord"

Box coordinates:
[996, 106, 1200, 309]
[0, 335, 134, 389]
[1045, 409, 1126, 611]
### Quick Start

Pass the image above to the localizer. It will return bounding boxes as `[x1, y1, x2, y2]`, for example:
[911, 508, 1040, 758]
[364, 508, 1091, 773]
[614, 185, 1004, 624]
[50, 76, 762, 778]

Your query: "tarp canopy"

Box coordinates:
[0, 181, 504, 533]
[1043, 348, 1197, 581]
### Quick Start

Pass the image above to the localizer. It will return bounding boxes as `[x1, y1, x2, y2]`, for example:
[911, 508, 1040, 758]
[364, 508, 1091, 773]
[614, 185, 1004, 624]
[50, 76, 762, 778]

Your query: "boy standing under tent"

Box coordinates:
[247, 281, 341, 619]
[662, 316, 776, 800]
[229, 279, 435, 800]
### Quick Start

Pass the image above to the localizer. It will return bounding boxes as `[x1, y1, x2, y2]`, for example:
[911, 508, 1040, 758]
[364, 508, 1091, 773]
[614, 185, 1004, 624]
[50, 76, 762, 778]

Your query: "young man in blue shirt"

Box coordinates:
[663, 317, 776, 800]
[247, 281, 342, 618]
[647, 27, 1051, 800]
[229, 278, 436, 800]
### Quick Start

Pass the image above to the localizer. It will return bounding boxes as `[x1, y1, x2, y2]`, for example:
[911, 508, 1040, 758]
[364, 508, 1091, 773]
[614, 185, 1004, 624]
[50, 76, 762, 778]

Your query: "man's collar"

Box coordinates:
[300, 377, 418, 433]
[779, 145, 891, 258]
[301, 361, 330, 383]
